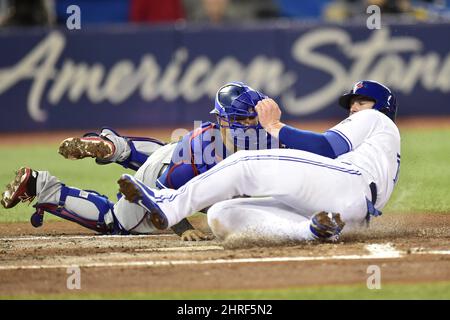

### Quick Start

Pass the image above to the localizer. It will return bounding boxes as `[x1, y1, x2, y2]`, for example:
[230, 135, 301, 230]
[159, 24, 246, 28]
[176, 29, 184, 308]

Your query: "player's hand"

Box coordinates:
[255, 98, 285, 138]
[180, 229, 215, 241]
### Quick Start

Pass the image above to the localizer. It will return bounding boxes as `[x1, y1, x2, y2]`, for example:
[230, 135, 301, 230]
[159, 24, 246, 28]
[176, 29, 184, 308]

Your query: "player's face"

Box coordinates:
[231, 115, 259, 127]
[218, 115, 259, 129]
[349, 96, 375, 115]
[218, 115, 260, 151]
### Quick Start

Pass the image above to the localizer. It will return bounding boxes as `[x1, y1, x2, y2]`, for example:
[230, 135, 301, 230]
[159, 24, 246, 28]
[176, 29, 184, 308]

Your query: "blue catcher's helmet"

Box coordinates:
[338, 80, 397, 122]
[210, 82, 267, 130]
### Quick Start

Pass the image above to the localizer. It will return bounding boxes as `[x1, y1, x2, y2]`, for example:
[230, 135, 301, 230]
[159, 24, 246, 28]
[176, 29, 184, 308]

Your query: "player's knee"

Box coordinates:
[207, 202, 234, 240]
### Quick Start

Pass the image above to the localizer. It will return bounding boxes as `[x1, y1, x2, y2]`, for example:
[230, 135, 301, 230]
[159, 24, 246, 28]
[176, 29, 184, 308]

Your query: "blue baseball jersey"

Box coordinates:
[156, 122, 278, 189]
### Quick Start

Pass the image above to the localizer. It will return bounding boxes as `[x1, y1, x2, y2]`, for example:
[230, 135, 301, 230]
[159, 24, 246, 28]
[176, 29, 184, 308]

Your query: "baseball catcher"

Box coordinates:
[1, 82, 279, 240]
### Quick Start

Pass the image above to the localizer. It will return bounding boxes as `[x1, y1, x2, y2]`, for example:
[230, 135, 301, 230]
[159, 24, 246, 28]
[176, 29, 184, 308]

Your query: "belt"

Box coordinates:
[370, 182, 378, 205]
[365, 182, 382, 226]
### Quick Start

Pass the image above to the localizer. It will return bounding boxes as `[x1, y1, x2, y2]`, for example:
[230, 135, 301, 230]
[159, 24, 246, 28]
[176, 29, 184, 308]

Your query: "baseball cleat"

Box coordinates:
[1, 167, 38, 209]
[58, 137, 115, 160]
[117, 174, 169, 230]
[310, 211, 345, 242]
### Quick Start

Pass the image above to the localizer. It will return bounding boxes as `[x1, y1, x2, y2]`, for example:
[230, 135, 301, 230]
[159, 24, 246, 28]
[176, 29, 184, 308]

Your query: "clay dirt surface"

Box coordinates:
[0, 214, 449, 296]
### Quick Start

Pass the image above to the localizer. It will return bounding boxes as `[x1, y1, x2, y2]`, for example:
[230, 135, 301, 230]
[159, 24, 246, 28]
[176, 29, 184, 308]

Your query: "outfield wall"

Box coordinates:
[0, 22, 449, 132]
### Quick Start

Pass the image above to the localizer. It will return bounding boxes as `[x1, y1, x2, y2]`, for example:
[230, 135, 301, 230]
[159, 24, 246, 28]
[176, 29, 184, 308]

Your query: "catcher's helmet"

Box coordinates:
[210, 82, 267, 130]
[339, 80, 397, 122]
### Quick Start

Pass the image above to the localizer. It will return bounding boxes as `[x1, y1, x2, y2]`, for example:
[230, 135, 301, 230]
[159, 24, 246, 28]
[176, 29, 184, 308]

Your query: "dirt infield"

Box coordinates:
[0, 214, 449, 296]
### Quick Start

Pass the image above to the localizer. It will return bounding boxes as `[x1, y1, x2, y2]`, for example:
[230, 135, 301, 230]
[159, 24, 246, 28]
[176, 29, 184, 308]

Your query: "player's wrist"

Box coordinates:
[264, 121, 285, 138]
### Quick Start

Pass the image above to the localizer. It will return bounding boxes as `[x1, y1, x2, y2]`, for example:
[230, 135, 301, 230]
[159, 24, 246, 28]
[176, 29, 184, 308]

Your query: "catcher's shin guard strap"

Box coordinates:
[32, 203, 108, 233]
[119, 139, 151, 171]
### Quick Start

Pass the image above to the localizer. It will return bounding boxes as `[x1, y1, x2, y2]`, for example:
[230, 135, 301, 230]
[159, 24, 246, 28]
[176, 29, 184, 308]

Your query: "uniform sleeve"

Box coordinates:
[326, 109, 382, 151]
[278, 125, 336, 158]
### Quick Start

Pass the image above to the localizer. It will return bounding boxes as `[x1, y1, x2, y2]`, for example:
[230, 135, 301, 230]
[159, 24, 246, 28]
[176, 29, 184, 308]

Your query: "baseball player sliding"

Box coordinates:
[1, 82, 279, 240]
[116, 80, 401, 242]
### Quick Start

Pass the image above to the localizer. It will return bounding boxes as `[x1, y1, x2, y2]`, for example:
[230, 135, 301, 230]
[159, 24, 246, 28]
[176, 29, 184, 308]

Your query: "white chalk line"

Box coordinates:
[0, 234, 174, 242]
[365, 243, 402, 258]
[0, 243, 448, 271]
[0, 254, 397, 271]
[410, 248, 450, 255]
[135, 245, 224, 252]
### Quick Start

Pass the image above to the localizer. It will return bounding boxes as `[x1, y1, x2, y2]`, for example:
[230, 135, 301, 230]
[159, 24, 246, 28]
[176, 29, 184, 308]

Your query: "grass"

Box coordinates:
[2, 281, 450, 300]
[0, 128, 449, 222]
[384, 128, 450, 213]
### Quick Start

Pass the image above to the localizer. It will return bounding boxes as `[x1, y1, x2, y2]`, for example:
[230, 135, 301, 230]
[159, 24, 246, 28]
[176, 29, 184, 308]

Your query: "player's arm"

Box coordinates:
[171, 218, 214, 241]
[255, 99, 348, 158]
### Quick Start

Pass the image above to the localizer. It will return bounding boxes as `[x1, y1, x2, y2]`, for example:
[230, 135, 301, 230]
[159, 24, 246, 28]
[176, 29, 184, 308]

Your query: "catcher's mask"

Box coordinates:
[210, 82, 267, 131]
[339, 80, 398, 122]
[210, 82, 269, 150]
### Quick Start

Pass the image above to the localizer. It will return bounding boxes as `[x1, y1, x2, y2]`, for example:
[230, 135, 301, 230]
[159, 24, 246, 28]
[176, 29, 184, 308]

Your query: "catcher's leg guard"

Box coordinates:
[32, 184, 127, 234]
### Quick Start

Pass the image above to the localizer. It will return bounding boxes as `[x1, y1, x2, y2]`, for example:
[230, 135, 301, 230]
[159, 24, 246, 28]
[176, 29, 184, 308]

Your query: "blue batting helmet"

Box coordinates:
[210, 82, 267, 130]
[338, 80, 397, 122]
